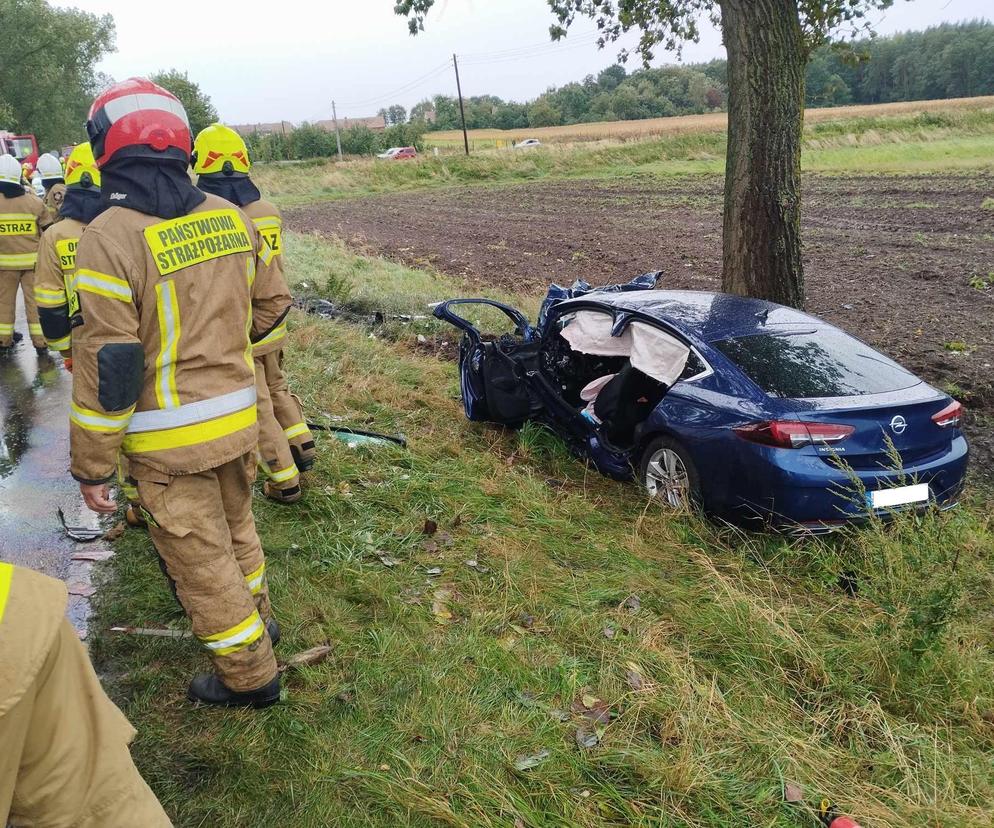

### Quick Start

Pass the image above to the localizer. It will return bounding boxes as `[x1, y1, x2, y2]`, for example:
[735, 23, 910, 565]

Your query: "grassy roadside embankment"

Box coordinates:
[92, 232, 994, 827]
[253, 103, 994, 207]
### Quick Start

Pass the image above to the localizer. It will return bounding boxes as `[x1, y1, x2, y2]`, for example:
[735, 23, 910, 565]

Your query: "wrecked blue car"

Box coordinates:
[434, 274, 969, 532]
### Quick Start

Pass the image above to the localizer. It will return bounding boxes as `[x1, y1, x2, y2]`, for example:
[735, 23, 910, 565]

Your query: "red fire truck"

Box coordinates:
[0, 130, 40, 172]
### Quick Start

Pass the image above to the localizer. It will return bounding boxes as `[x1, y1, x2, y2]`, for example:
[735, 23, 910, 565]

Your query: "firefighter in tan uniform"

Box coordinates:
[72, 78, 290, 707]
[193, 124, 316, 503]
[34, 142, 147, 525]
[34, 142, 104, 361]
[0, 562, 172, 826]
[36, 151, 67, 224]
[0, 153, 50, 352]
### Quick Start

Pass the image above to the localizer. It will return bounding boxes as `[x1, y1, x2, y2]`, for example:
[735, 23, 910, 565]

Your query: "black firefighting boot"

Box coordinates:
[263, 480, 302, 504]
[290, 441, 316, 473]
[266, 618, 281, 648]
[187, 673, 281, 709]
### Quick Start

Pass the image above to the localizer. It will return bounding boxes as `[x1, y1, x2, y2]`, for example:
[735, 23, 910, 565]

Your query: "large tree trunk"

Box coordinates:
[719, 0, 807, 309]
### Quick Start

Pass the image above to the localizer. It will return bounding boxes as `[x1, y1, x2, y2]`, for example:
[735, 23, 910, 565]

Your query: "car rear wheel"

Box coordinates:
[640, 436, 701, 510]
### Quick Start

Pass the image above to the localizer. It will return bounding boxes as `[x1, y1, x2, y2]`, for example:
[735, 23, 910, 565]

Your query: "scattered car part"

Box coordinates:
[307, 422, 408, 448]
[57, 507, 104, 542]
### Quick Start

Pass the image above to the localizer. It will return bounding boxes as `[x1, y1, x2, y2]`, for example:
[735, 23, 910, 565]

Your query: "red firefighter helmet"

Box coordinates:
[86, 77, 191, 167]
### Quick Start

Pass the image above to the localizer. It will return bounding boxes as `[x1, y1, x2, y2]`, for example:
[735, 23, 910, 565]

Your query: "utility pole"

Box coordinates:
[331, 100, 344, 161]
[453, 53, 469, 156]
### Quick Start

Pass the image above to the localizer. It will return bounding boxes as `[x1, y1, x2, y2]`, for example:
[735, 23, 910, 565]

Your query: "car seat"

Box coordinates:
[593, 363, 668, 447]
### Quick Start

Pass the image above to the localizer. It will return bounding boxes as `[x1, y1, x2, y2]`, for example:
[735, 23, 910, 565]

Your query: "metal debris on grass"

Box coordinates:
[109, 626, 193, 639]
[513, 749, 551, 772]
[56, 508, 104, 542]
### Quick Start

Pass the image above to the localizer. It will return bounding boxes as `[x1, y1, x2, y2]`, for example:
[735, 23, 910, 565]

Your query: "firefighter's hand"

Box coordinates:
[81, 483, 117, 513]
[62, 356, 73, 373]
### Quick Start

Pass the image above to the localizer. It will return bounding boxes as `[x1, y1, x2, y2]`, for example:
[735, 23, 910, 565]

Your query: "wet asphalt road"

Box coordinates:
[0, 294, 108, 633]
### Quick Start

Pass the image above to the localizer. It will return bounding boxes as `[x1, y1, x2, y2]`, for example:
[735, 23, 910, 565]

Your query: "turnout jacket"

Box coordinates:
[242, 197, 289, 358]
[70, 193, 291, 484]
[0, 191, 50, 270]
[33, 216, 85, 353]
[43, 182, 66, 225]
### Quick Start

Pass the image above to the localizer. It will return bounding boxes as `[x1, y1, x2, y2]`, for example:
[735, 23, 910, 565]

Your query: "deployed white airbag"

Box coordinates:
[560, 311, 691, 386]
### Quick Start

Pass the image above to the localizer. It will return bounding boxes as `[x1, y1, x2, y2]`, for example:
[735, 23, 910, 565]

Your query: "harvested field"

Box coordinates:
[427, 95, 994, 146]
[287, 173, 994, 470]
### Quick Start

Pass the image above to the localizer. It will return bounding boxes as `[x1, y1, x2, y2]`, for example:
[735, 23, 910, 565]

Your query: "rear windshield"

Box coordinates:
[712, 328, 919, 398]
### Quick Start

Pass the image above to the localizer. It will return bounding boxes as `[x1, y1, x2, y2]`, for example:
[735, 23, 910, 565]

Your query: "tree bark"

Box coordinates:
[719, 0, 807, 309]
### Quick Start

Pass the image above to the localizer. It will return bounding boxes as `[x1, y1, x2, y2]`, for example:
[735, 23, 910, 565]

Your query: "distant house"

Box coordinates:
[316, 115, 387, 133]
[228, 121, 294, 138]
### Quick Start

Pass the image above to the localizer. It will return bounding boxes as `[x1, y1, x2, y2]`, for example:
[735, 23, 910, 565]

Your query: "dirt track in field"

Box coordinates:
[286, 174, 994, 473]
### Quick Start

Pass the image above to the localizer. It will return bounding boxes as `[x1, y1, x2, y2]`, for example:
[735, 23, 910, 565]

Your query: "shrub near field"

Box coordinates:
[92, 234, 994, 828]
[251, 101, 994, 206]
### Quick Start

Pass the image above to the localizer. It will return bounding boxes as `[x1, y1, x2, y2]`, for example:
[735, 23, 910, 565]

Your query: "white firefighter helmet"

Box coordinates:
[0, 154, 22, 185]
[36, 152, 63, 181]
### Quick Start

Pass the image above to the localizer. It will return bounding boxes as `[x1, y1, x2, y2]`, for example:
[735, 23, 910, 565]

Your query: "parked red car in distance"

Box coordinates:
[378, 146, 417, 160]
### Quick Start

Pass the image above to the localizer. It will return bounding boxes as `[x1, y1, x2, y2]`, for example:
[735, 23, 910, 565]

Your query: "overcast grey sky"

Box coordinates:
[76, 0, 990, 124]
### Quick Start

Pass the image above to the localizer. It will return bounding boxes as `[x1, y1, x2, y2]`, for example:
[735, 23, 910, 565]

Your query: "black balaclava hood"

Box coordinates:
[99, 147, 205, 219]
[0, 181, 25, 198]
[42, 177, 64, 192]
[196, 171, 261, 207]
[60, 185, 106, 224]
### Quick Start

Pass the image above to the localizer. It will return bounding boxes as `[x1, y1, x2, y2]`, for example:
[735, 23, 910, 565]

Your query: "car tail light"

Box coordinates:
[735, 420, 855, 449]
[932, 400, 963, 429]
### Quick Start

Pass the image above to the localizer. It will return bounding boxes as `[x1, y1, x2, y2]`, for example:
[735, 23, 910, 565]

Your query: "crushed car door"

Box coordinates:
[433, 299, 543, 426]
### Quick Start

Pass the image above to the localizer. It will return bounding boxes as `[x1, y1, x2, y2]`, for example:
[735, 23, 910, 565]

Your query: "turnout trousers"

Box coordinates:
[133, 452, 278, 692]
[259, 350, 316, 469]
[255, 353, 301, 497]
[0, 618, 171, 827]
[0, 269, 44, 348]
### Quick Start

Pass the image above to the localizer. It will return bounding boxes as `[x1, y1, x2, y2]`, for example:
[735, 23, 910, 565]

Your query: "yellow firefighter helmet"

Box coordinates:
[192, 123, 251, 175]
[64, 142, 101, 188]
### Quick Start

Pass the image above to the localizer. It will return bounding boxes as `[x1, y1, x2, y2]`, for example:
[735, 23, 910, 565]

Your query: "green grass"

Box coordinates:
[253, 106, 994, 207]
[92, 238, 994, 827]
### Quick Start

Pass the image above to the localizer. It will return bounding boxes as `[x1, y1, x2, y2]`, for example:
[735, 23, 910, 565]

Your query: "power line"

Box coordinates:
[335, 61, 453, 112]
[461, 30, 604, 62]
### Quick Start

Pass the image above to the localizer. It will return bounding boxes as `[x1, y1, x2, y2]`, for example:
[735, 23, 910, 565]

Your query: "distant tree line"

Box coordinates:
[243, 20, 993, 161]
[804, 20, 994, 106]
[398, 20, 993, 132]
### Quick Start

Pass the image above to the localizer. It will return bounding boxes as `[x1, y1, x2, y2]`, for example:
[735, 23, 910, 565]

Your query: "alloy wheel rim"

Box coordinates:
[645, 448, 690, 509]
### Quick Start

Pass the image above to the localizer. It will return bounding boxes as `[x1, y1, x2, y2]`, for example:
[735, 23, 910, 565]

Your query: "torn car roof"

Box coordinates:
[554, 290, 825, 343]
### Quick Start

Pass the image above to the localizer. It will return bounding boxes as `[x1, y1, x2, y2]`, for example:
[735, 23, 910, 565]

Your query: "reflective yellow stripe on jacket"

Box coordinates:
[252, 321, 286, 353]
[122, 386, 257, 454]
[75, 269, 132, 302]
[70, 402, 135, 434]
[154, 280, 181, 410]
[0, 562, 13, 625]
[0, 253, 38, 269]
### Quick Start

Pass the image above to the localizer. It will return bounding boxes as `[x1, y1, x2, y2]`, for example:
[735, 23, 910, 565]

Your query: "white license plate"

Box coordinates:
[867, 483, 930, 509]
